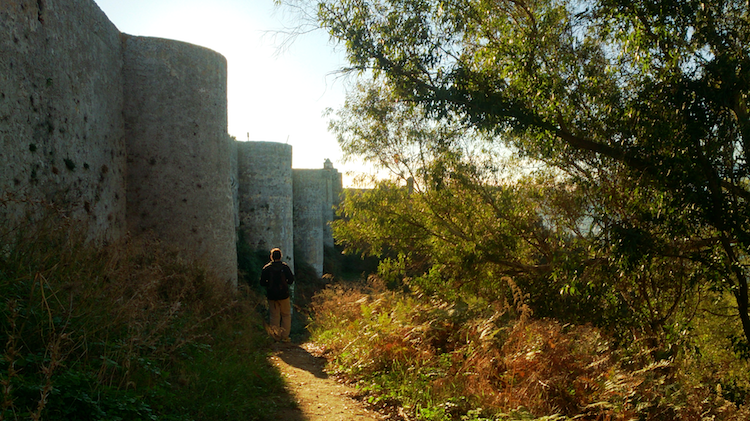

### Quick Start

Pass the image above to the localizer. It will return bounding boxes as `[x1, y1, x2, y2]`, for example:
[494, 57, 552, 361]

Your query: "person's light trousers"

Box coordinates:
[269, 298, 291, 340]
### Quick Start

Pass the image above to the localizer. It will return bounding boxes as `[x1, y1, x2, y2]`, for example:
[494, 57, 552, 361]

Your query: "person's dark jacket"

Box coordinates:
[260, 260, 295, 300]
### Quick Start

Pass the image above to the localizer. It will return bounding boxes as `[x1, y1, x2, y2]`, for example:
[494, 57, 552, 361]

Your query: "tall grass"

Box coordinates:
[0, 203, 290, 420]
[309, 276, 750, 421]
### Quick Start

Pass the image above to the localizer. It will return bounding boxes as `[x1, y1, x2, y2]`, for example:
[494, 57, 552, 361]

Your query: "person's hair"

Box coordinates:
[270, 248, 282, 261]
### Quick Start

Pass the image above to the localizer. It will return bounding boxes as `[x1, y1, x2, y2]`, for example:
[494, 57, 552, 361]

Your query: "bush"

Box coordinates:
[309, 278, 750, 421]
[0, 204, 289, 420]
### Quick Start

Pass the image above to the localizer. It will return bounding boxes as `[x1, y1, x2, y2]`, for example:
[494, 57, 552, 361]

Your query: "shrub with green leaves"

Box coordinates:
[0, 205, 288, 420]
[310, 280, 750, 420]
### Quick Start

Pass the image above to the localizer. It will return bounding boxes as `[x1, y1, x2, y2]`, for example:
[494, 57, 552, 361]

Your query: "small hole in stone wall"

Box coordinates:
[29, 144, 37, 152]
[37, 0, 44, 23]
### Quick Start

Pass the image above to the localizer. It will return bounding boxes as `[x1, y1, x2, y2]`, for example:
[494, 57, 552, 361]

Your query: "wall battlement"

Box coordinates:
[0, 0, 341, 286]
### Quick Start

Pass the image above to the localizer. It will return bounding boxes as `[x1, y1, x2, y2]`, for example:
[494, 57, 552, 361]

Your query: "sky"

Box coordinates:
[92, 0, 363, 185]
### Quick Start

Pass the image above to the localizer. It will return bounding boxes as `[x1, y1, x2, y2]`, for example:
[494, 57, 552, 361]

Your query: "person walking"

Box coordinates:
[260, 248, 295, 342]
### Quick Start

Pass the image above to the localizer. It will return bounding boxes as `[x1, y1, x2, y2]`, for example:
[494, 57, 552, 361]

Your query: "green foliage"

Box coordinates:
[310, 282, 750, 420]
[287, 1, 750, 418]
[324, 244, 380, 281]
[0, 207, 289, 420]
[155, 325, 286, 420]
[307, 0, 750, 343]
[332, 159, 707, 342]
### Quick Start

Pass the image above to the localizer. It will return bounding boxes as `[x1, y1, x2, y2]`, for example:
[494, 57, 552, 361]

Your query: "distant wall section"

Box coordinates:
[123, 36, 237, 285]
[0, 0, 346, 287]
[322, 159, 342, 248]
[237, 141, 294, 268]
[0, 0, 126, 241]
[293, 169, 325, 276]
[293, 161, 343, 277]
[229, 136, 239, 230]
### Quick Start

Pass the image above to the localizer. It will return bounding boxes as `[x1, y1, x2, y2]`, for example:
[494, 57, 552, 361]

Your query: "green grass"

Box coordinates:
[0, 208, 294, 420]
[155, 320, 292, 420]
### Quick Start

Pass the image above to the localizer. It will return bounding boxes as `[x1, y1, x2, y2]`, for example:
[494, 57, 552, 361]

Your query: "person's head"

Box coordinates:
[270, 248, 282, 261]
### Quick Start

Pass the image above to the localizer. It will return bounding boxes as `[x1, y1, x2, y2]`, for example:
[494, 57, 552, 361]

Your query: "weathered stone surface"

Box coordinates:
[293, 169, 326, 277]
[0, 0, 343, 287]
[123, 36, 237, 286]
[229, 135, 239, 230]
[0, 0, 126, 241]
[237, 141, 295, 269]
[293, 163, 343, 276]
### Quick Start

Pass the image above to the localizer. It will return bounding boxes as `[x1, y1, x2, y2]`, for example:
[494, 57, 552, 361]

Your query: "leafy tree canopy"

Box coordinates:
[294, 0, 750, 343]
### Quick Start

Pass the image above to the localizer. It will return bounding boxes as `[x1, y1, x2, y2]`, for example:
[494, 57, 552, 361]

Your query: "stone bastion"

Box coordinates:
[0, 0, 342, 286]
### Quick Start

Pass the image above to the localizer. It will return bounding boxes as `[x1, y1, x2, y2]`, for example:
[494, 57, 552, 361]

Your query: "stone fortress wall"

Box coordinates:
[0, 0, 342, 286]
[122, 35, 238, 285]
[237, 141, 295, 269]
[293, 159, 342, 277]
[1, 0, 127, 242]
[293, 169, 326, 276]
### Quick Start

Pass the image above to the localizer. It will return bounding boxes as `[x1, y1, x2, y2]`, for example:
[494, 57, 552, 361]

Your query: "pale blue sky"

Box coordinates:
[92, 0, 362, 184]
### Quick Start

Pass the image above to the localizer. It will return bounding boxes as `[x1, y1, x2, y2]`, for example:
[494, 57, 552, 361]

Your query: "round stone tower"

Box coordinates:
[237, 141, 295, 269]
[122, 36, 237, 286]
[293, 169, 325, 277]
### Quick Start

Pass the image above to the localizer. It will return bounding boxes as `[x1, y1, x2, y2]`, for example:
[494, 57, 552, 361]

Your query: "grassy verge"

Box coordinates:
[308, 277, 750, 421]
[0, 211, 294, 420]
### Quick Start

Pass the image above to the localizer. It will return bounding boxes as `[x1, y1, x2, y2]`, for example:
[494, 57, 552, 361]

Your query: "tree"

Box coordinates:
[300, 0, 750, 344]
[329, 81, 705, 341]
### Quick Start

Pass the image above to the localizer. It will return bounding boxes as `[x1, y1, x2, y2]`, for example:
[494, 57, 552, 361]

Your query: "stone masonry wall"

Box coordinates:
[293, 169, 325, 276]
[123, 36, 237, 286]
[293, 163, 343, 277]
[237, 141, 295, 269]
[230, 136, 239, 230]
[322, 160, 342, 248]
[0, 0, 126, 241]
[0, 0, 343, 286]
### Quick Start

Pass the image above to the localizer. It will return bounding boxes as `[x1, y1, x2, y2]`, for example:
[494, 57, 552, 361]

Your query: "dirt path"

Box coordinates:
[269, 342, 384, 421]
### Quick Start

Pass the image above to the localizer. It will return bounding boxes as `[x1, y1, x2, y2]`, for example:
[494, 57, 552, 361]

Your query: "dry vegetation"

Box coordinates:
[309, 276, 750, 421]
[0, 202, 289, 420]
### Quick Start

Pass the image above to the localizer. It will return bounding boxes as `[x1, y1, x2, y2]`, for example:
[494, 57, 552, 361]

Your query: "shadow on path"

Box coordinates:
[274, 343, 329, 379]
[269, 342, 383, 421]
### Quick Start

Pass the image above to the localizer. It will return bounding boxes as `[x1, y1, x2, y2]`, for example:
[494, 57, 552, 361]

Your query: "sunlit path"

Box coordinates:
[269, 343, 385, 421]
